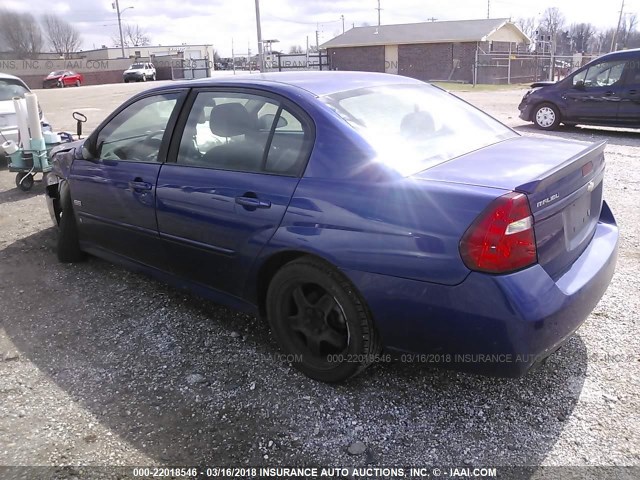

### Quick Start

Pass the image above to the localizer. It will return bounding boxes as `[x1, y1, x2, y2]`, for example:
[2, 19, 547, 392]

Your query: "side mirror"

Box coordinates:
[574, 80, 585, 90]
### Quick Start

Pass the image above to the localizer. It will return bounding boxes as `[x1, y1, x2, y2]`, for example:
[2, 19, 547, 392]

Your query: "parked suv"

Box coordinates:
[123, 62, 156, 83]
[519, 48, 640, 130]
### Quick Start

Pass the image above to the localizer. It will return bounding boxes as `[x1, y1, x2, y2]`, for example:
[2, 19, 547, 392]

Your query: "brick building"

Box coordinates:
[321, 18, 530, 84]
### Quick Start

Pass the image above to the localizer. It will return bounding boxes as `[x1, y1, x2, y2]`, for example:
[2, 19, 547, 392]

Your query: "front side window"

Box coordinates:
[177, 91, 311, 175]
[322, 83, 516, 176]
[96, 93, 179, 162]
[580, 60, 627, 87]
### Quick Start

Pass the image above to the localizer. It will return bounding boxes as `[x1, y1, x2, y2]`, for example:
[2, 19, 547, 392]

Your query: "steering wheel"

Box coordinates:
[143, 129, 165, 144]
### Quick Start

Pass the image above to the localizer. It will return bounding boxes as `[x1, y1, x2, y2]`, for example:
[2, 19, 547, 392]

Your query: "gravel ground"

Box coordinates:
[0, 82, 638, 476]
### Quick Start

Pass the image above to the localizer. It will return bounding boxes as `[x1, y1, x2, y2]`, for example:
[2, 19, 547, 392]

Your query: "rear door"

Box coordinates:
[563, 59, 627, 123]
[617, 55, 640, 125]
[156, 88, 314, 297]
[70, 90, 186, 267]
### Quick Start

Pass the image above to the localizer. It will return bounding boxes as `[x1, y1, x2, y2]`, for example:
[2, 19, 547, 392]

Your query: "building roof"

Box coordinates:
[321, 18, 528, 49]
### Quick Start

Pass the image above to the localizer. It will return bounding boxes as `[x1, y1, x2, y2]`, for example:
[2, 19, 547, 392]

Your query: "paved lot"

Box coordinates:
[0, 80, 638, 475]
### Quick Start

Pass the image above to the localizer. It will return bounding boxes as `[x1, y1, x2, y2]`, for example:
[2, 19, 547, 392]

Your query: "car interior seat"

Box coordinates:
[202, 103, 264, 171]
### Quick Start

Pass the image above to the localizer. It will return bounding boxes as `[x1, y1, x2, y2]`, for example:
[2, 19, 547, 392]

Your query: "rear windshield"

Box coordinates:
[130, 64, 145, 69]
[0, 79, 29, 101]
[322, 83, 517, 176]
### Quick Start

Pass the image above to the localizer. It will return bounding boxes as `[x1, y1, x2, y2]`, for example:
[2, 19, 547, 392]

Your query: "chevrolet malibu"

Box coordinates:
[45, 72, 618, 383]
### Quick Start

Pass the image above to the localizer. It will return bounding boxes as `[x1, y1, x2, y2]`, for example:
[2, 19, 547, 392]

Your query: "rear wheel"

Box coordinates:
[57, 192, 85, 263]
[141, 74, 147, 82]
[533, 103, 560, 130]
[266, 257, 381, 383]
[151, 73, 156, 81]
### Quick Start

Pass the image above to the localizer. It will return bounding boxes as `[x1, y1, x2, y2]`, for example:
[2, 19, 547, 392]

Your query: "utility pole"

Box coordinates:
[376, 0, 382, 26]
[610, 0, 625, 52]
[487, 0, 490, 19]
[113, 0, 126, 58]
[427, 17, 437, 22]
[254, 0, 264, 71]
[341, 14, 345, 34]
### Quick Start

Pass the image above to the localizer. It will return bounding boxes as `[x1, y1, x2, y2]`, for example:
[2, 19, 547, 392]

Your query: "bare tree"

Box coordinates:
[515, 17, 536, 41]
[540, 7, 565, 54]
[569, 23, 596, 53]
[289, 45, 303, 54]
[124, 24, 150, 47]
[112, 23, 150, 47]
[41, 14, 81, 58]
[622, 13, 638, 48]
[0, 10, 44, 58]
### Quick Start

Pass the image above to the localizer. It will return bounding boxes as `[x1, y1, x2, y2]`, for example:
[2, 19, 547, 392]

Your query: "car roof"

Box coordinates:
[595, 48, 640, 62]
[167, 71, 423, 96]
[0, 72, 24, 81]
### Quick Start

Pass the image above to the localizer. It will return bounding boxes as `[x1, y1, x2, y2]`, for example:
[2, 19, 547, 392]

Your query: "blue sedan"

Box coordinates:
[45, 72, 618, 382]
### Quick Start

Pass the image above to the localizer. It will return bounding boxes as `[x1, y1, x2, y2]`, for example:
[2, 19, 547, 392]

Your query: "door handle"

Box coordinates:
[235, 196, 271, 209]
[129, 179, 152, 191]
[629, 89, 638, 95]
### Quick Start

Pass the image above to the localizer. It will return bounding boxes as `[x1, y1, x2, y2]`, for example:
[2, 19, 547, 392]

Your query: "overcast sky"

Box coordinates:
[2, 0, 638, 56]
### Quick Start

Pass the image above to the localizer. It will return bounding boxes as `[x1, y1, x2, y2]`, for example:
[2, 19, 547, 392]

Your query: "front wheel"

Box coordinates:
[533, 103, 561, 130]
[266, 257, 381, 382]
[141, 74, 146, 82]
[75, 80, 81, 87]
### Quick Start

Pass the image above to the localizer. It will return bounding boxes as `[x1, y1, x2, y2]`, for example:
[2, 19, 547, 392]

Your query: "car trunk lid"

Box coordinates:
[414, 136, 606, 279]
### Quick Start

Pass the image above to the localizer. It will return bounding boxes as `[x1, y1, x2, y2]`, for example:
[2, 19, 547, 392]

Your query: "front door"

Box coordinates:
[563, 59, 627, 123]
[70, 91, 185, 266]
[156, 89, 314, 297]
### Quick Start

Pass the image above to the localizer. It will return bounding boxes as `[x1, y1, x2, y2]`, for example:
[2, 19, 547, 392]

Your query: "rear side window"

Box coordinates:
[177, 91, 312, 176]
[626, 58, 640, 86]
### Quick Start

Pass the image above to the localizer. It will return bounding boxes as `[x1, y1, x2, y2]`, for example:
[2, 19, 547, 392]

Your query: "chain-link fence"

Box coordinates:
[475, 53, 600, 85]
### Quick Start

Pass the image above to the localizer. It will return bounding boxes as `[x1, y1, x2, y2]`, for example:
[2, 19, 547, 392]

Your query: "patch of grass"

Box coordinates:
[432, 82, 530, 92]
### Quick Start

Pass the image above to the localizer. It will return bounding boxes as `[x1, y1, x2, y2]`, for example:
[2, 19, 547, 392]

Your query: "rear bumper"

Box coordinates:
[345, 201, 619, 376]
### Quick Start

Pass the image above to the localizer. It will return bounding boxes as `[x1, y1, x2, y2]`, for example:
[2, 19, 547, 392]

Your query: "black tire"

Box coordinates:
[15, 172, 34, 191]
[151, 74, 156, 81]
[266, 256, 381, 382]
[141, 74, 146, 82]
[124, 79, 129, 83]
[75, 80, 81, 87]
[57, 191, 85, 263]
[59, 81, 64, 88]
[533, 103, 561, 130]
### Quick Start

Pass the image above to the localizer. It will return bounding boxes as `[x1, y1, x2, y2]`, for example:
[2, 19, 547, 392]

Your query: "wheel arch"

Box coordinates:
[253, 249, 356, 319]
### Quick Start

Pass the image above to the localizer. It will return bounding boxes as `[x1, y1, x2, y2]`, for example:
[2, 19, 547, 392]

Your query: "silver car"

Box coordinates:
[0, 73, 51, 163]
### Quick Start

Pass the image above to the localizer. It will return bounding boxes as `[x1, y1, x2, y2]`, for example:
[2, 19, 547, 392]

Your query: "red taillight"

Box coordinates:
[459, 192, 537, 274]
